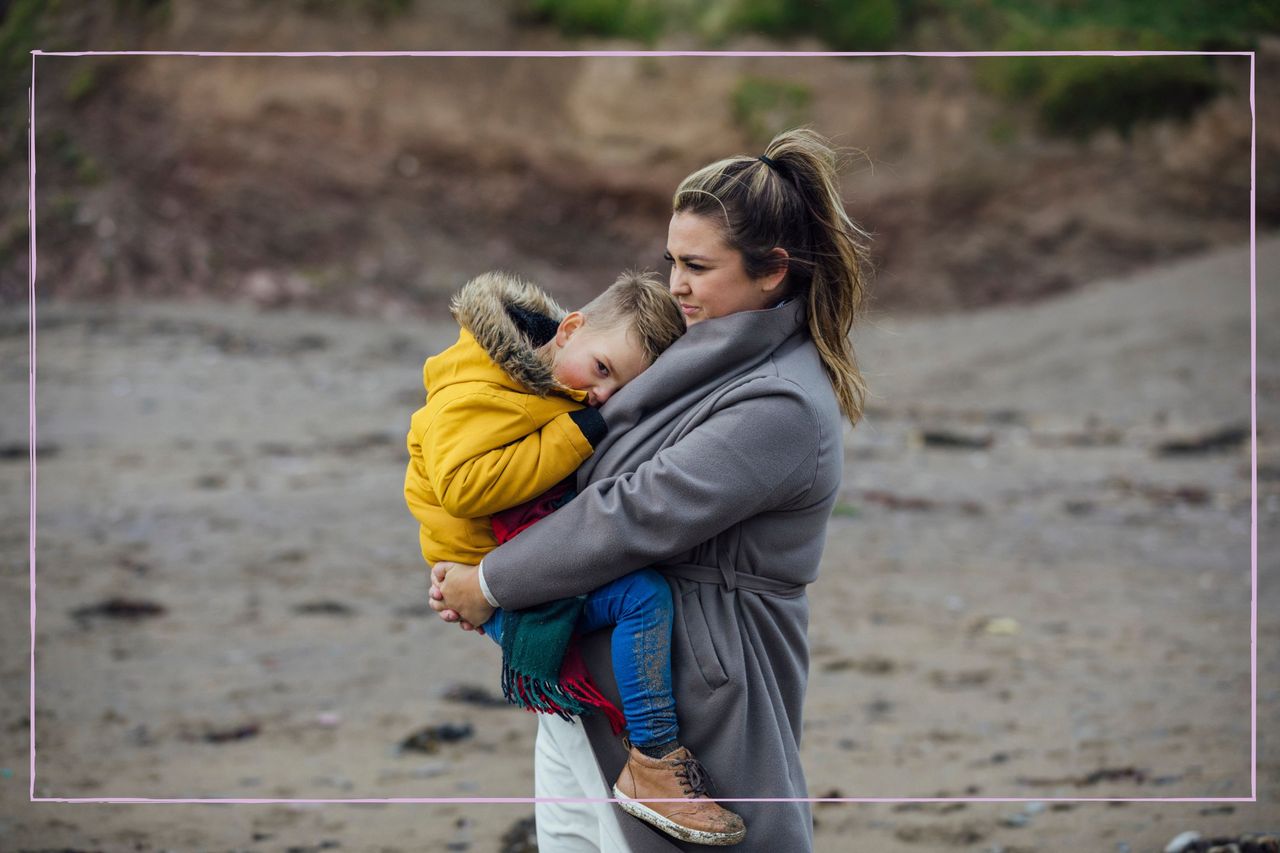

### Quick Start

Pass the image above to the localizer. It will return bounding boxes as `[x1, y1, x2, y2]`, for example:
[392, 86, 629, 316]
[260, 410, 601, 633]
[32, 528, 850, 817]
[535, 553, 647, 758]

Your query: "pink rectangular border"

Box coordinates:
[26, 48, 1258, 806]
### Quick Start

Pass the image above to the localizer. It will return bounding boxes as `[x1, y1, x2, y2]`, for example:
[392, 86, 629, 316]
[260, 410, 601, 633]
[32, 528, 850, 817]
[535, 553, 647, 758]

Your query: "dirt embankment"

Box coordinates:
[3, 2, 1267, 315]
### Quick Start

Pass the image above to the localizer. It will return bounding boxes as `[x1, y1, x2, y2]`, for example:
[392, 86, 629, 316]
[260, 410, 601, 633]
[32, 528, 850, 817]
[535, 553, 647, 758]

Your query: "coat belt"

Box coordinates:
[657, 562, 806, 598]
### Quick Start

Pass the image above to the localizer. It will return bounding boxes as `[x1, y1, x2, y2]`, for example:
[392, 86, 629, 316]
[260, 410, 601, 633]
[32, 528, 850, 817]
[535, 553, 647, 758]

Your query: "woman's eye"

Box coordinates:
[663, 252, 674, 264]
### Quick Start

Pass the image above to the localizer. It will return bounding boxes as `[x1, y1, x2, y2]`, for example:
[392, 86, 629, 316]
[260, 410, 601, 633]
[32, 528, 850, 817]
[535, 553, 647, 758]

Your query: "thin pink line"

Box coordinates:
[1249, 50, 1258, 803]
[29, 796, 1259, 804]
[25, 47, 1258, 807]
[30, 49, 1251, 58]
[27, 50, 37, 803]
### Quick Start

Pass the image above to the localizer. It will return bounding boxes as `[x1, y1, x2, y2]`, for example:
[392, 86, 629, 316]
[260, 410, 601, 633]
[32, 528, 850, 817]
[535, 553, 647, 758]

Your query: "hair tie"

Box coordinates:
[758, 154, 779, 170]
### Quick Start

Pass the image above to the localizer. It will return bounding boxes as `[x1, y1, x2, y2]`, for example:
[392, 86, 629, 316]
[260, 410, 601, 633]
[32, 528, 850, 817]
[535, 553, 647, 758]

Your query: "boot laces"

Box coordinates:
[673, 757, 714, 798]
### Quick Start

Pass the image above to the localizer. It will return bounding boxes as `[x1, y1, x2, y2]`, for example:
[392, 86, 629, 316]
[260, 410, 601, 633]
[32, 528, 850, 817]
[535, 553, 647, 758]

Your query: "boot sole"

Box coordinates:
[612, 786, 747, 846]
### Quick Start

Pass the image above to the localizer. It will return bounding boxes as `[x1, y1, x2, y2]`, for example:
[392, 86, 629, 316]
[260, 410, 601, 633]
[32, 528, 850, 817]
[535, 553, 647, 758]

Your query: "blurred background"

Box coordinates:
[0, 2, 1277, 851]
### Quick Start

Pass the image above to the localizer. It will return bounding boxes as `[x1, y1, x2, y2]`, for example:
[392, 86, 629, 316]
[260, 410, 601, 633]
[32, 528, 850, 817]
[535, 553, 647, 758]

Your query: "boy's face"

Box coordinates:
[550, 312, 649, 407]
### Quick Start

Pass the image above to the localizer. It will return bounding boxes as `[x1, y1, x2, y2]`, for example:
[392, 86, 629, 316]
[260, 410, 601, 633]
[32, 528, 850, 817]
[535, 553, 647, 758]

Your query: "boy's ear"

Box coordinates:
[759, 248, 790, 294]
[555, 311, 585, 345]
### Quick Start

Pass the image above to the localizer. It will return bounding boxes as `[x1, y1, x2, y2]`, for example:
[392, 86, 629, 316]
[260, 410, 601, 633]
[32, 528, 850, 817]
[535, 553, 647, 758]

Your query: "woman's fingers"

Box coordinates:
[428, 561, 484, 632]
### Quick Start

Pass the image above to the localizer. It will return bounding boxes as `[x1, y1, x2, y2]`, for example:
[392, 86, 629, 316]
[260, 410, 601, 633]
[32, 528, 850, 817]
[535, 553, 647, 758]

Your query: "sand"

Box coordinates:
[0, 237, 1276, 851]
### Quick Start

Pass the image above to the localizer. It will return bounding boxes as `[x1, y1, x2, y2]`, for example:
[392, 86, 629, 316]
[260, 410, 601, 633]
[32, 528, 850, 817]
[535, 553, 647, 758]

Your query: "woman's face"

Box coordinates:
[665, 212, 782, 327]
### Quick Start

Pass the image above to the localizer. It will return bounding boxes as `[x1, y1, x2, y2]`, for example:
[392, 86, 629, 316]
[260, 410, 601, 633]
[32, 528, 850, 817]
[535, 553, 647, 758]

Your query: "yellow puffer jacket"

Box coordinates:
[404, 272, 606, 565]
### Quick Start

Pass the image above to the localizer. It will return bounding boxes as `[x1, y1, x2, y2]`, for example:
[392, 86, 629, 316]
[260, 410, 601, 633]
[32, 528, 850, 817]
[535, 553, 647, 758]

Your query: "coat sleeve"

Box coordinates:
[482, 377, 822, 609]
[423, 392, 601, 518]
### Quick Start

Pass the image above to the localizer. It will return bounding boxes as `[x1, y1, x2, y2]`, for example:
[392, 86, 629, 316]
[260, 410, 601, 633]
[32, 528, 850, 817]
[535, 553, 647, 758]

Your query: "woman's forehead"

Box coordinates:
[668, 211, 729, 254]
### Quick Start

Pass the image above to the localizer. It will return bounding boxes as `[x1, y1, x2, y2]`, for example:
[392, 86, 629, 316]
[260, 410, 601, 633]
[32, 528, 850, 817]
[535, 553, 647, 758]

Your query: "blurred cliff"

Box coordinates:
[0, 0, 1271, 315]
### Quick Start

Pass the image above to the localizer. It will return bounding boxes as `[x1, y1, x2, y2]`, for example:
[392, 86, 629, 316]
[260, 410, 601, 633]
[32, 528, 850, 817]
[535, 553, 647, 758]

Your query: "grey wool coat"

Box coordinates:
[483, 299, 844, 852]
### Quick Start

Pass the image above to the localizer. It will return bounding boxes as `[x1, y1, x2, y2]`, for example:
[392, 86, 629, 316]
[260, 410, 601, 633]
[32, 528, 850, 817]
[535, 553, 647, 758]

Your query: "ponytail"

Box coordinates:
[673, 128, 870, 424]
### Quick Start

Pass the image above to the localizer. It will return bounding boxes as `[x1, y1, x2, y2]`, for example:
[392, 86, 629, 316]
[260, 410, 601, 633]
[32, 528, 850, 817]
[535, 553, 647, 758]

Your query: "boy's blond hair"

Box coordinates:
[580, 270, 685, 365]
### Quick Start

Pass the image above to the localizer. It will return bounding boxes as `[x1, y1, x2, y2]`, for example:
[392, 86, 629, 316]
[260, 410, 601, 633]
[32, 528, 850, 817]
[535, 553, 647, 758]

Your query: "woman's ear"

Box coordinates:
[759, 248, 790, 294]
[555, 311, 585, 346]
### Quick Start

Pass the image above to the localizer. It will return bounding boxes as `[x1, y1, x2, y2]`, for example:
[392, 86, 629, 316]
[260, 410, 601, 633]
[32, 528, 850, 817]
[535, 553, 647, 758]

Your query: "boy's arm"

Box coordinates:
[423, 392, 605, 519]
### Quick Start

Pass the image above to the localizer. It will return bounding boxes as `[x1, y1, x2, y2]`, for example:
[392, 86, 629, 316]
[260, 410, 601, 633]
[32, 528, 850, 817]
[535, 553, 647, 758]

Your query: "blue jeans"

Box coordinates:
[484, 568, 678, 749]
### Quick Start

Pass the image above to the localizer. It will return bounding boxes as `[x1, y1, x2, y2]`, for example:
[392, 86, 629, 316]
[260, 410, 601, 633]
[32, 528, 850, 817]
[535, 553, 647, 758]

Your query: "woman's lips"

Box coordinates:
[679, 303, 699, 316]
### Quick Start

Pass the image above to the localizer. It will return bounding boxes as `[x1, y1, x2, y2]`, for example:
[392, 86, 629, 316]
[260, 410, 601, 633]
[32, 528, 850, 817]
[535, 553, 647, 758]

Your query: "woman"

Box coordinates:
[432, 127, 869, 852]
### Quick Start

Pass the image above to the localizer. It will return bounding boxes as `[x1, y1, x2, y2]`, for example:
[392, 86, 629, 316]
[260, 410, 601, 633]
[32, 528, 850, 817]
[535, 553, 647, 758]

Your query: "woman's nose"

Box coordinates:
[669, 268, 688, 294]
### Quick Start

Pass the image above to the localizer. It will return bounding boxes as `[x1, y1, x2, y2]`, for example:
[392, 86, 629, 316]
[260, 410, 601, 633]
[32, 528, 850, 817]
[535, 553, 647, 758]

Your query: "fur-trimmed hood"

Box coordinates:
[445, 271, 567, 396]
[406, 271, 600, 566]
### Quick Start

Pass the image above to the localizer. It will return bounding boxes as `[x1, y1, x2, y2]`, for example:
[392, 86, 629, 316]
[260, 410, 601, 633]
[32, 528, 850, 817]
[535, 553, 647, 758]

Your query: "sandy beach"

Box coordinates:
[0, 235, 1274, 850]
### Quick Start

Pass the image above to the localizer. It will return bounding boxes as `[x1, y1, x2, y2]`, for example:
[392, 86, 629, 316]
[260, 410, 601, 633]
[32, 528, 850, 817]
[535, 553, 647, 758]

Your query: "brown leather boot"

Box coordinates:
[612, 744, 747, 846]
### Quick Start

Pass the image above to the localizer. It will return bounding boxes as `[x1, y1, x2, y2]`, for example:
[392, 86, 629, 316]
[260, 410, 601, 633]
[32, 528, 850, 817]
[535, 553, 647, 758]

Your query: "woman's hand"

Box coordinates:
[429, 561, 495, 630]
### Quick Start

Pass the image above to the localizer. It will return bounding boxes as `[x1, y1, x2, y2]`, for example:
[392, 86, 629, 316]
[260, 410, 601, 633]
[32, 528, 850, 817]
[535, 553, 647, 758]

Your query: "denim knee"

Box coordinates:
[627, 567, 672, 615]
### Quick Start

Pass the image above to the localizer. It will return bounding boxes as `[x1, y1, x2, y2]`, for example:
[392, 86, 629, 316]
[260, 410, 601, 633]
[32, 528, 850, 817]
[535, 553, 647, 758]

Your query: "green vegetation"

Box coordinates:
[972, 0, 1278, 51]
[523, 0, 663, 41]
[64, 65, 101, 105]
[112, 0, 172, 22]
[726, 0, 900, 50]
[0, 0, 47, 98]
[1038, 56, 1220, 138]
[731, 76, 811, 145]
[520, 0, 1276, 139]
[49, 129, 102, 184]
[831, 502, 860, 519]
[521, 0, 1278, 49]
[976, 48, 1224, 139]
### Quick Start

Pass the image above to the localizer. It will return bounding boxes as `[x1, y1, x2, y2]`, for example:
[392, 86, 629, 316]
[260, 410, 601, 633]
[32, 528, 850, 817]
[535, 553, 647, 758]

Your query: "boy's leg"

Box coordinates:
[583, 571, 747, 845]
[577, 569, 678, 750]
[481, 607, 505, 645]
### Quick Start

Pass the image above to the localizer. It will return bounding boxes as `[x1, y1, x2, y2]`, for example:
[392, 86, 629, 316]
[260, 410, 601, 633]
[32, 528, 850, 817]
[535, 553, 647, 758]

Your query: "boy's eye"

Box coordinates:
[596, 360, 610, 377]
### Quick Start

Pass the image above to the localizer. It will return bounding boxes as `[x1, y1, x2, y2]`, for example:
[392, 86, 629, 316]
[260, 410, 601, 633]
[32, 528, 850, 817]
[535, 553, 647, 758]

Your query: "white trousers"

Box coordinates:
[534, 714, 631, 852]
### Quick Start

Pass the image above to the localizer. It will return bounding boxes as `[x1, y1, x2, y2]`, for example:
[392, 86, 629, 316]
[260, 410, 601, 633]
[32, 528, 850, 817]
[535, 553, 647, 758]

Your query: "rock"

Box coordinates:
[1165, 831, 1202, 852]
[292, 600, 356, 617]
[921, 429, 994, 450]
[399, 723, 474, 753]
[499, 815, 537, 853]
[978, 616, 1020, 636]
[202, 722, 261, 744]
[71, 597, 167, 624]
[441, 683, 508, 708]
[1155, 425, 1249, 457]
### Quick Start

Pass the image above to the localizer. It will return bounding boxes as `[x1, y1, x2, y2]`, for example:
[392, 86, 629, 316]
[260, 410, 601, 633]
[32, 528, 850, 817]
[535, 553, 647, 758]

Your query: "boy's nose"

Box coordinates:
[591, 387, 610, 406]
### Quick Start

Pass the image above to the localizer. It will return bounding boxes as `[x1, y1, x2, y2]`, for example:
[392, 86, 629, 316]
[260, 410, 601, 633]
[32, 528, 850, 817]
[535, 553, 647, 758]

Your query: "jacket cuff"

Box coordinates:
[477, 560, 500, 608]
[567, 406, 607, 448]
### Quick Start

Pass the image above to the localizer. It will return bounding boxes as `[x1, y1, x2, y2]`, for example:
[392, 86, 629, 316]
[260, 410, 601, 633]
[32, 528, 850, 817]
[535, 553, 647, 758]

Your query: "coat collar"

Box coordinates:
[597, 299, 808, 436]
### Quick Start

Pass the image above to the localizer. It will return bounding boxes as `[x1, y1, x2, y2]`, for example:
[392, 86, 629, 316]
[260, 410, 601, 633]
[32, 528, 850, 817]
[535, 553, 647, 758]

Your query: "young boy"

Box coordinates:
[404, 270, 747, 846]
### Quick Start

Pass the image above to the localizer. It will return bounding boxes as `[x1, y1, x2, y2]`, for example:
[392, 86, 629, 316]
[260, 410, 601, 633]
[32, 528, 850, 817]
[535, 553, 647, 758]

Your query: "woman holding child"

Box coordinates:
[429, 127, 870, 852]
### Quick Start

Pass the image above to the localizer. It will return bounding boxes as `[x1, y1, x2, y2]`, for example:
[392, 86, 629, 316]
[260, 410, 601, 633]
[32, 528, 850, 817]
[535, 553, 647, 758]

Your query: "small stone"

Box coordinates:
[983, 616, 1020, 636]
[1165, 832, 1201, 853]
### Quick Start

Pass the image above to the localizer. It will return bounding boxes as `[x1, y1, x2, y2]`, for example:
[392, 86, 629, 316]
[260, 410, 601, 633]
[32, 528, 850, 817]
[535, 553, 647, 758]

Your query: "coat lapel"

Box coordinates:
[578, 300, 807, 485]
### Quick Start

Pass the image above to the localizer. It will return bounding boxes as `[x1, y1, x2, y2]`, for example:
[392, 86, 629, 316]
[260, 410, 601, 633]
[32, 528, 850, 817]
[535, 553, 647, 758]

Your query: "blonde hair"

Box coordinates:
[580, 269, 686, 365]
[673, 128, 870, 424]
